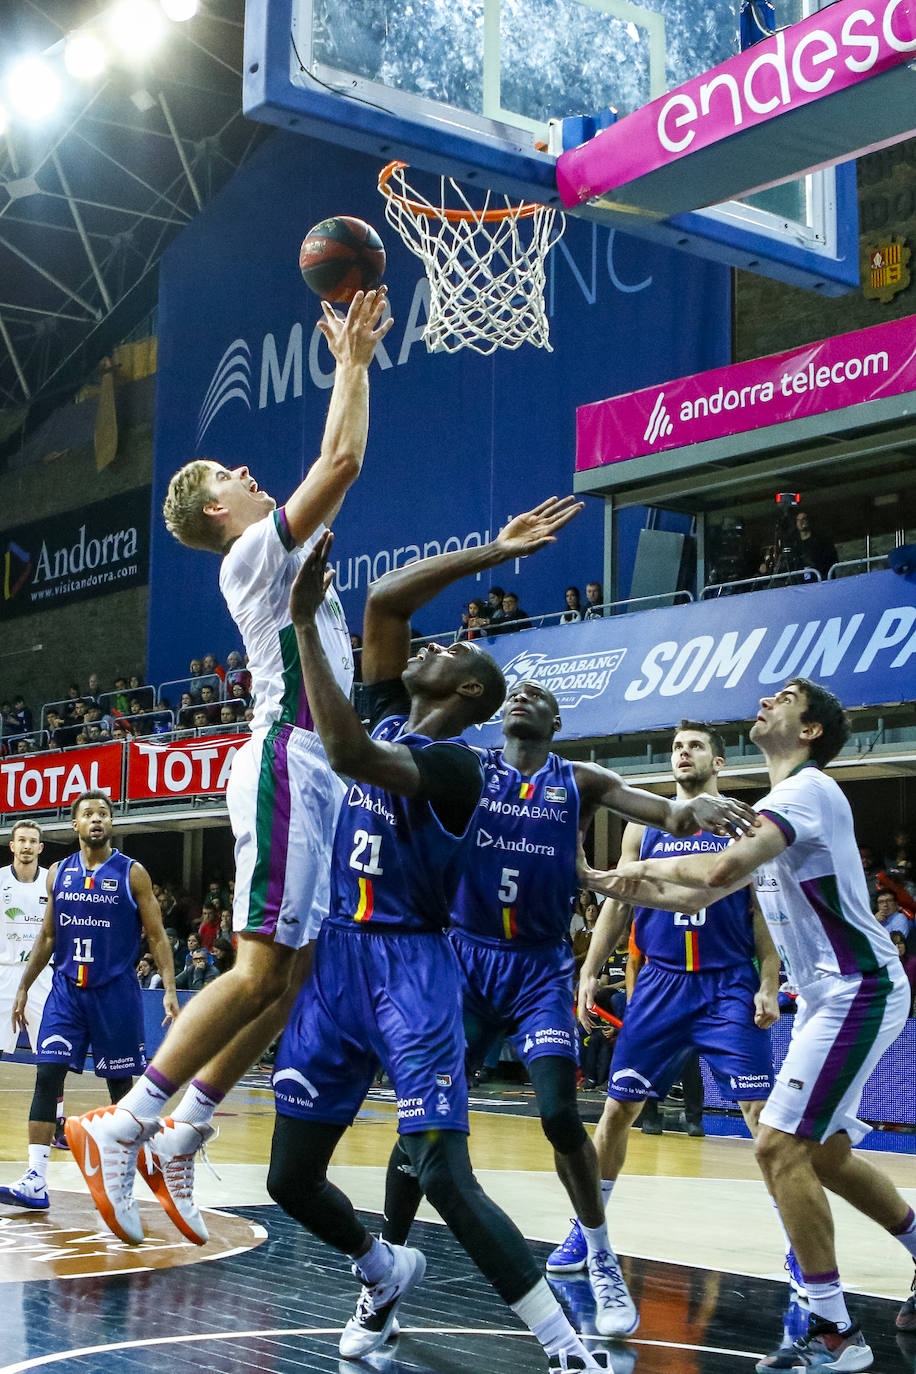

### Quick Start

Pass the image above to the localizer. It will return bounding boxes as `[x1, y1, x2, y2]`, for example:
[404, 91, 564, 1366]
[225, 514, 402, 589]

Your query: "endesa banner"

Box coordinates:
[471, 570, 916, 746]
[577, 315, 916, 472]
[0, 744, 123, 814]
[126, 735, 247, 801]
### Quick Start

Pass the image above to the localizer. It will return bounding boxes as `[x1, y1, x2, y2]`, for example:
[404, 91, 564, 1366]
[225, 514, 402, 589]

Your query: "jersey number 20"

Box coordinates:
[673, 909, 707, 927]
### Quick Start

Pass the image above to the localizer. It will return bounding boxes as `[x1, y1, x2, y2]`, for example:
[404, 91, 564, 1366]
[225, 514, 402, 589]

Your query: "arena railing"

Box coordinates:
[826, 554, 889, 579]
[701, 567, 821, 598]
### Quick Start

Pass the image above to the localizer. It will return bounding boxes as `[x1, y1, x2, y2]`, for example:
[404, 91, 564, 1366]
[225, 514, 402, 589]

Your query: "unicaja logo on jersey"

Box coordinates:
[197, 339, 252, 447]
[643, 392, 674, 445]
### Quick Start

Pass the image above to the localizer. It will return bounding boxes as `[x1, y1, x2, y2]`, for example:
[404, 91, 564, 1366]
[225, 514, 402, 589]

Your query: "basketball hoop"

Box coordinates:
[378, 161, 565, 356]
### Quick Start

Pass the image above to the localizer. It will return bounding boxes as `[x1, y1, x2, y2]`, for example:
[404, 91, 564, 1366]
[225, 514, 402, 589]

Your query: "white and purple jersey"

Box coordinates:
[754, 762, 897, 992]
[52, 850, 141, 988]
[219, 507, 352, 734]
[452, 750, 579, 943]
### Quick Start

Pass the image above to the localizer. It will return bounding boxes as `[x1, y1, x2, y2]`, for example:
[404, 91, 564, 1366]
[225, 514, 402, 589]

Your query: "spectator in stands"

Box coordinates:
[490, 590, 532, 635]
[885, 830, 914, 888]
[11, 694, 33, 734]
[86, 672, 102, 703]
[243, 707, 255, 727]
[188, 659, 207, 696]
[45, 709, 68, 750]
[15, 738, 36, 754]
[874, 889, 911, 939]
[163, 928, 187, 975]
[211, 937, 236, 976]
[137, 954, 162, 989]
[218, 704, 238, 731]
[487, 585, 505, 619]
[111, 677, 131, 715]
[790, 508, 838, 580]
[225, 650, 251, 696]
[176, 948, 219, 990]
[178, 693, 197, 727]
[0, 701, 18, 739]
[198, 684, 220, 721]
[560, 586, 582, 624]
[583, 580, 605, 619]
[125, 698, 151, 737]
[229, 682, 251, 709]
[458, 598, 491, 642]
[198, 907, 220, 951]
[190, 657, 221, 697]
[64, 685, 81, 715]
[202, 653, 225, 687]
[192, 709, 211, 732]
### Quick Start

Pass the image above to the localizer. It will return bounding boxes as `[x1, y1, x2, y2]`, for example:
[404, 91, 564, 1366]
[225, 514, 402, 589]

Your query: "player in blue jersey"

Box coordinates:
[594, 682, 916, 1373]
[0, 791, 177, 1215]
[376, 688, 757, 1337]
[267, 498, 621, 1374]
[547, 720, 781, 1335]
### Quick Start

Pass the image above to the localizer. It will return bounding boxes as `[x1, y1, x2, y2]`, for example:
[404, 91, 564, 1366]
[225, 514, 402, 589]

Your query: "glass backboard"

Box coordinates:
[244, 0, 858, 292]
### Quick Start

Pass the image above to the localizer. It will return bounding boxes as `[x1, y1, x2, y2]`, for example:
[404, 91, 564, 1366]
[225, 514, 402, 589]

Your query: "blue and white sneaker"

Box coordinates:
[756, 1318, 873, 1371]
[588, 1247, 639, 1337]
[786, 1248, 808, 1301]
[0, 1169, 50, 1210]
[547, 1219, 588, 1274]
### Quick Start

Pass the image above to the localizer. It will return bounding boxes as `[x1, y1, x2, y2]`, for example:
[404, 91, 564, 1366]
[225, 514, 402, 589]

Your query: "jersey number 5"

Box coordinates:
[673, 910, 707, 927]
[350, 830, 384, 875]
[498, 868, 520, 903]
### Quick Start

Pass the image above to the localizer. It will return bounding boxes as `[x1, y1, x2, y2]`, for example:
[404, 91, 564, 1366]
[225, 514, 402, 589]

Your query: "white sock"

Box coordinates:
[28, 1144, 51, 1182]
[511, 1277, 583, 1358]
[805, 1270, 851, 1331]
[119, 1074, 172, 1121]
[889, 1207, 916, 1261]
[600, 1179, 615, 1209]
[581, 1219, 611, 1260]
[56, 1097, 64, 1121]
[769, 1194, 793, 1256]
[353, 1235, 394, 1285]
[171, 1080, 221, 1128]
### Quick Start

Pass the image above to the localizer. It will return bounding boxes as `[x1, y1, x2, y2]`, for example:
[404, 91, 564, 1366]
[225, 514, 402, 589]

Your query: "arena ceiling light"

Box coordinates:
[161, 0, 200, 20]
[108, 0, 166, 59]
[64, 32, 109, 81]
[6, 57, 61, 121]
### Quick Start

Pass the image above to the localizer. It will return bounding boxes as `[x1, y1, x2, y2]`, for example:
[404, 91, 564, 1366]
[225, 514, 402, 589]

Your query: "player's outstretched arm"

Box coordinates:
[289, 531, 425, 794]
[132, 863, 179, 1025]
[361, 495, 584, 684]
[576, 764, 758, 841]
[12, 866, 57, 1031]
[283, 289, 394, 544]
[576, 824, 642, 1030]
[751, 897, 781, 1029]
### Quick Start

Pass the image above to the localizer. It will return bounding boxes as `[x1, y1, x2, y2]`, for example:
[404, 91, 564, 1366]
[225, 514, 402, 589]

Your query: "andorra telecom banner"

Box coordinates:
[149, 132, 730, 684]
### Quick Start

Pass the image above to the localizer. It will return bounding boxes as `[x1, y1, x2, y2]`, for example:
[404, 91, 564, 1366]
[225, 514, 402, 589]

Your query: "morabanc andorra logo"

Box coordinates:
[861, 235, 911, 304]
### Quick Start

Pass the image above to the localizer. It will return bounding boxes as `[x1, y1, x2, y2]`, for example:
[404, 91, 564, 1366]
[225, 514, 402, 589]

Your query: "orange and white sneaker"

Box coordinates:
[65, 1105, 157, 1245]
[136, 1118, 216, 1245]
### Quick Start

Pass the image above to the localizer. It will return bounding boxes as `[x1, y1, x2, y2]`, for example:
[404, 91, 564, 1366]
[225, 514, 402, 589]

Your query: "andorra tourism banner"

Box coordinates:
[149, 132, 729, 684]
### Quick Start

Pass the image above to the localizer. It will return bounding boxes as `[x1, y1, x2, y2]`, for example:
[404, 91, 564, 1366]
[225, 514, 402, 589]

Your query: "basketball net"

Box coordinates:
[378, 161, 565, 356]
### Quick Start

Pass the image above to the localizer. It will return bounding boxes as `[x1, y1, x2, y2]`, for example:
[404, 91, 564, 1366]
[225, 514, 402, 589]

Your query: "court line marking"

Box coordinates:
[0, 1325, 763, 1373]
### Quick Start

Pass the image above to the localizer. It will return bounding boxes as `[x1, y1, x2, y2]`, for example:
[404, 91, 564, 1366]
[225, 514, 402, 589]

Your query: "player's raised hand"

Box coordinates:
[318, 287, 393, 368]
[688, 792, 760, 840]
[290, 529, 336, 627]
[495, 496, 585, 560]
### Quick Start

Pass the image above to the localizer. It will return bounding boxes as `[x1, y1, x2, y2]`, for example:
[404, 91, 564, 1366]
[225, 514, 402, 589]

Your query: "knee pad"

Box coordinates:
[31, 1063, 67, 1122]
[541, 1104, 588, 1156]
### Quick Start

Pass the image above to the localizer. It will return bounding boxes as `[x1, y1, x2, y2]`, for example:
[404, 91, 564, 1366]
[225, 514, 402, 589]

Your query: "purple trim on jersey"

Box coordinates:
[890, 1208, 916, 1237]
[797, 977, 877, 1137]
[800, 878, 859, 977]
[265, 727, 293, 930]
[758, 808, 795, 846]
[273, 506, 297, 552]
[295, 678, 314, 732]
[147, 1065, 178, 1096]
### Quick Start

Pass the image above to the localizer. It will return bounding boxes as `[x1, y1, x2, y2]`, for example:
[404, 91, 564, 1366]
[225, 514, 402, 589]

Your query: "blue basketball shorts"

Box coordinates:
[449, 929, 578, 1066]
[273, 922, 469, 1134]
[36, 968, 147, 1077]
[607, 962, 773, 1103]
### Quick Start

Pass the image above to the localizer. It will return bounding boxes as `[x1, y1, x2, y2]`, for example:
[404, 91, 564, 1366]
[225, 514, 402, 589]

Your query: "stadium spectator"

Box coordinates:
[190, 658, 221, 697]
[457, 597, 491, 641]
[560, 586, 582, 624]
[176, 948, 219, 990]
[198, 684, 220, 721]
[874, 890, 911, 939]
[137, 955, 163, 990]
[490, 590, 532, 634]
[10, 695, 33, 734]
[111, 677, 131, 715]
[211, 937, 236, 976]
[790, 508, 838, 580]
[583, 580, 605, 619]
[86, 672, 102, 703]
[45, 709, 68, 750]
[885, 829, 914, 888]
[225, 650, 251, 695]
[202, 653, 225, 685]
[487, 585, 505, 617]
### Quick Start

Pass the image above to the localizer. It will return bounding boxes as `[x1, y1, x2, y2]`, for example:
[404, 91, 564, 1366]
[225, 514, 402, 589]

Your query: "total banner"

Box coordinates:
[126, 734, 247, 801]
[471, 570, 916, 746]
[0, 744, 123, 814]
[577, 315, 916, 471]
[0, 487, 151, 622]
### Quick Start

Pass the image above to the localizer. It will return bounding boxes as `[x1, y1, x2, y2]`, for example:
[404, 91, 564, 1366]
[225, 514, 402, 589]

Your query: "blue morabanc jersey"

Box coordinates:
[328, 714, 483, 934]
[633, 823, 754, 972]
[52, 850, 141, 987]
[451, 749, 579, 944]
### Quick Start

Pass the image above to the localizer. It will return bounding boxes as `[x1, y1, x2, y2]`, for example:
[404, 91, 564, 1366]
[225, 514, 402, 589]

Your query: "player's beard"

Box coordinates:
[677, 765, 715, 797]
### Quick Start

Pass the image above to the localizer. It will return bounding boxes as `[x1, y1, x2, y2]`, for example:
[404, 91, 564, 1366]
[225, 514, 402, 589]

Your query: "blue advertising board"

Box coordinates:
[470, 570, 916, 746]
[149, 132, 729, 686]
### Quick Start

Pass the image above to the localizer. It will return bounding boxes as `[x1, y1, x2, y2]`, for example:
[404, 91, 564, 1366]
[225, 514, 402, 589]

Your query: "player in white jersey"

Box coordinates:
[68, 288, 393, 1249]
[0, 820, 51, 1056]
[584, 678, 916, 1372]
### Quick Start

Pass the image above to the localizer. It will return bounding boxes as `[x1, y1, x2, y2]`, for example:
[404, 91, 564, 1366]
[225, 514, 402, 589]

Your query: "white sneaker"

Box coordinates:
[339, 1242, 426, 1358]
[588, 1247, 639, 1337]
[65, 1105, 157, 1245]
[0, 1169, 50, 1210]
[137, 1117, 216, 1245]
[548, 1351, 615, 1371]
